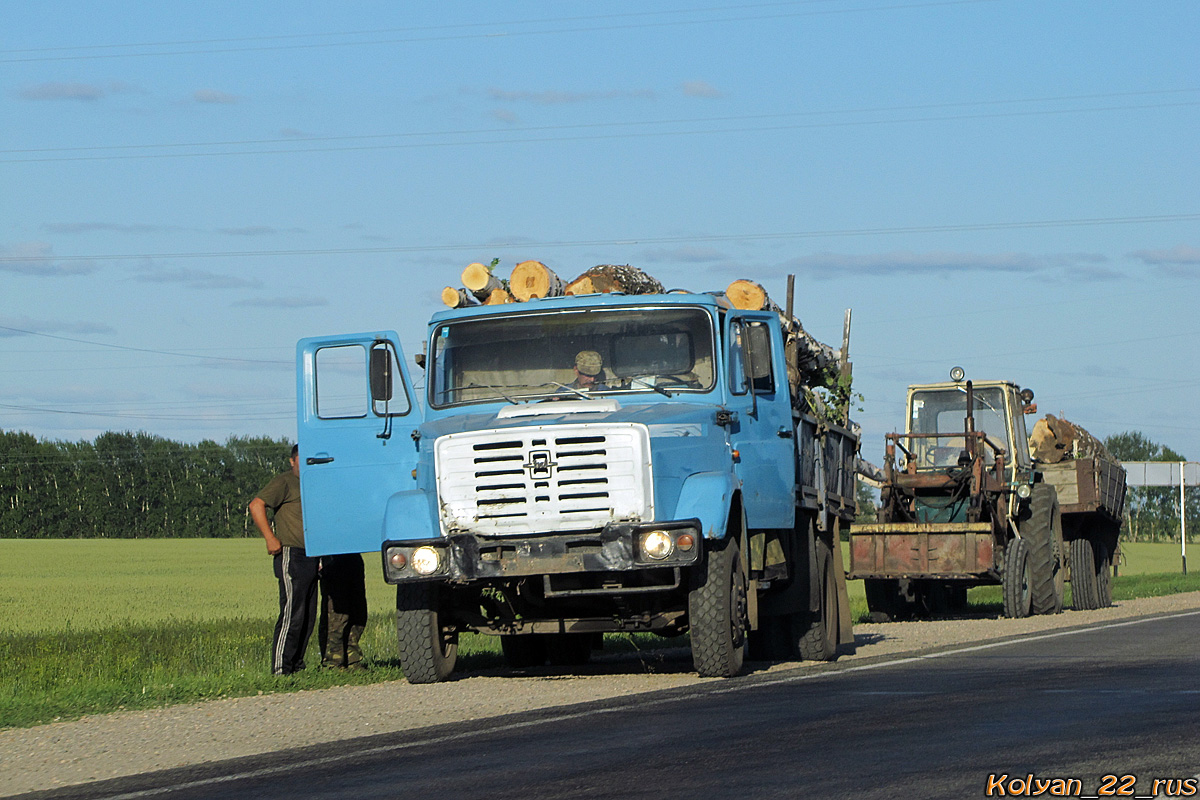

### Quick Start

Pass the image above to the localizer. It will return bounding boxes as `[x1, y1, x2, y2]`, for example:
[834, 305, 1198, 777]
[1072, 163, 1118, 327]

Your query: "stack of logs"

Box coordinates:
[440, 263, 843, 392]
[1029, 415, 1114, 464]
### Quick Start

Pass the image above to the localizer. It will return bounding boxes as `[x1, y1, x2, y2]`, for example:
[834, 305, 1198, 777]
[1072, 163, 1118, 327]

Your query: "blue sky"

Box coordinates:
[2, 1, 1198, 461]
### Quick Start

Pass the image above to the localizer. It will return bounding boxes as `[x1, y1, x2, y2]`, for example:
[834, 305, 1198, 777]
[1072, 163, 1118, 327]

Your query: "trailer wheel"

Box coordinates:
[797, 538, 839, 661]
[545, 633, 593, 667]
[1002, 537, 1032, 618]
[395, 583, 458, 684]
[1095, 541, 1112, 608]
[500, 635, 546, 668]
[688, 537, 748, 678]
[1070, 536, 1112, 610]
[1025, 485, 1065, 615]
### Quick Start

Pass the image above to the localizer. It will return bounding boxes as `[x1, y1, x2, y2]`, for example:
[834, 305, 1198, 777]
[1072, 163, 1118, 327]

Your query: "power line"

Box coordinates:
[5, 98, 1197, 164]
[0, 324, 290, 364]
[5, 88, 1194, 157]
[3, 213, 1196, 265]
[0, 1, 995, 63]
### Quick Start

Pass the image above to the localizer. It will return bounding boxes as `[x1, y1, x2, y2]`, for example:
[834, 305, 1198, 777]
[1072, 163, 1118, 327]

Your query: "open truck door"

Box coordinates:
[297, 332, 424, 556]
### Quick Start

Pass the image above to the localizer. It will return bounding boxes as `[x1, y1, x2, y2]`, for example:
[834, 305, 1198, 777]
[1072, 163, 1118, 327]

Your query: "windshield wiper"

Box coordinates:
[627, 377, 673, 398]
[537, 381, 592, 400]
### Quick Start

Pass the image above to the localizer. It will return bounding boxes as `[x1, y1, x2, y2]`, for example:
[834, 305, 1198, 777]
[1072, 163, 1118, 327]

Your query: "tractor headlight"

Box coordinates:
[1016, 483, 1032, 499]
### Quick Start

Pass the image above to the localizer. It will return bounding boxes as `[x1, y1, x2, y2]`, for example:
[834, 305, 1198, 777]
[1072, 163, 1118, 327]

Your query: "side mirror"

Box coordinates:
[369, 346, 394, 402]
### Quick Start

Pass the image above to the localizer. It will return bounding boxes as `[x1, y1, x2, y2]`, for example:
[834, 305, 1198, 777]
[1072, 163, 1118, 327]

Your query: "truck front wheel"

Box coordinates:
[396, 583, 458, 684]
[688, 537, 748, 678]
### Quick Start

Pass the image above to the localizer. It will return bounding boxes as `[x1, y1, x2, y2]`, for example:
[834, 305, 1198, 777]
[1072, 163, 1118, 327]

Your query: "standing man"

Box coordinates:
[249, 444, 318, 676]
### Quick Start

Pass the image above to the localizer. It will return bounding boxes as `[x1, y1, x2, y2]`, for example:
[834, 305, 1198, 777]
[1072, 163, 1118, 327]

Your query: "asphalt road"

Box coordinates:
[24, 610, 1200, 800]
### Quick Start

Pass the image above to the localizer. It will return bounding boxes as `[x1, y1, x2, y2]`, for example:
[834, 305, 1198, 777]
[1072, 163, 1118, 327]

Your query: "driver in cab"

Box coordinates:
[569, 350, 609, 392]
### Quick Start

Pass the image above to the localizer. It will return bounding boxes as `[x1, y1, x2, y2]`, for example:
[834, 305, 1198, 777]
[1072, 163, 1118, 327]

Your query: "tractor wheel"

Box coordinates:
[395, 583, 458, 684]
[500, 635, 547, 668]
[688, 536, 748, 678]
[796, 538, 840, 661]
[1025, 485, 1065, 615]
[1002, 537, 1032, 619]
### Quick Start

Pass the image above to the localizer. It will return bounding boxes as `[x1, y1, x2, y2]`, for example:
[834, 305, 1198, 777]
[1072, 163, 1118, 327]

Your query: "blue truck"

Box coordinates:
[296, 285, 858, 682]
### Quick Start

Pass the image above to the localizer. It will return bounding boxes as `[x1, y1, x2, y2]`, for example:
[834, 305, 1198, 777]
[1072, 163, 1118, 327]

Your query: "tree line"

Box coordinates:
[0, 427, 1193, 541]
[0, 430, 291, 539]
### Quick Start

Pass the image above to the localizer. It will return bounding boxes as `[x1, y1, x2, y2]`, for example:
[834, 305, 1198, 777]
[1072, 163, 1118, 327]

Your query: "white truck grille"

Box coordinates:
[434, 423, 654, 536]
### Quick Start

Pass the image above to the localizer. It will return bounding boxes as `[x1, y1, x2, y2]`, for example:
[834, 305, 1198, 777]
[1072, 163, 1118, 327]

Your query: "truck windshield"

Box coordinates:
[429, 306, 716, 407]
[908, 387, 1010, 468]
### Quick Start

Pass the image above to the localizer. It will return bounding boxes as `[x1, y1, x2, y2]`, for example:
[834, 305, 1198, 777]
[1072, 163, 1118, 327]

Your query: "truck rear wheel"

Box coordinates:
[1095, 542, 1112, 607]
[1025, 485, 1065, 615]
[688, 537, 747, 678]
[796, 538, 839, 661]
[1002, 537, 1032, 618]
[396, 583, 458, 684]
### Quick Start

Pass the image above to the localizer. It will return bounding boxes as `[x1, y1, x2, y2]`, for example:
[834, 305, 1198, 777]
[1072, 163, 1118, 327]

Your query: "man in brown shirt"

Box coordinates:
[249, 444, 319, 675]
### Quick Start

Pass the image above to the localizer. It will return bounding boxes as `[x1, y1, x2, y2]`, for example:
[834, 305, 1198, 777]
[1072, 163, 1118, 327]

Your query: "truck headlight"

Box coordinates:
[641, 530, 674, 560]
[410, 546, 442, 575]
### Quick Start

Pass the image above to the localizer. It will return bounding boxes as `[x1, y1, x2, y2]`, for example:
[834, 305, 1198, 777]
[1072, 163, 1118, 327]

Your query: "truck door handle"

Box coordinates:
[306, 456, 335, 465]
[777, 427, 794, 439]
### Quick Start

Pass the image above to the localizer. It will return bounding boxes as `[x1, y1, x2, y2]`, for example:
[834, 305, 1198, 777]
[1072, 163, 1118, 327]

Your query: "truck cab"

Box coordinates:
[297, 290, 857, 681]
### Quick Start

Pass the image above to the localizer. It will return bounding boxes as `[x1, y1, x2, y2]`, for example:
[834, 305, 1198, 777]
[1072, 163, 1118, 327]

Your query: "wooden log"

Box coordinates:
[483, 287, 514, 305]
[564, 264, 664, 296]
[1030, 415, 1112, 463]
[726, 279, 773, 311]
[441, 286, 474, 308]
[461, 262, 502, 301]
[510, 260, 565, 301]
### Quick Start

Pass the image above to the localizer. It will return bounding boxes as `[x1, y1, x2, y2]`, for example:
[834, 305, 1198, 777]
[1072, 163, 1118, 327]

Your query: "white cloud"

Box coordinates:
[132, 266, 262, 290]
[18, 82, 105, 101]
[486, 87, 657, 105]
[0, 314, 115, 338]
[1130, 244, 1200, 277]
[681, 80, 722, 99]
[0, 242, 97, 276]
[642, 246, 729, 263]
[43, 222, 186, 235]
[232, 296, 329, 309]
[777, 250, 1119, 280]
[193, 89, 241, 104]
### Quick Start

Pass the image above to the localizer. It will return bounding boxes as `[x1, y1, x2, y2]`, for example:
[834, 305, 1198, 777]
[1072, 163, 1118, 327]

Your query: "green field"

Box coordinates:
[0, 539, 1196, 730]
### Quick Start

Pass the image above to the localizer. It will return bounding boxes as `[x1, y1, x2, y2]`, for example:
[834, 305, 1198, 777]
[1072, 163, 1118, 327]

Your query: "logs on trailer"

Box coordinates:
[564, 264, 665, 296]
[1029, 415, 1113, 464]
[461, 262, 502, 301]
[510, 260, 565, 301]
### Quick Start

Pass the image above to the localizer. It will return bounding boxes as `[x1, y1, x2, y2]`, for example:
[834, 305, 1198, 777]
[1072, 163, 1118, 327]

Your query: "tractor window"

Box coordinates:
[908, 387, 1010, 468]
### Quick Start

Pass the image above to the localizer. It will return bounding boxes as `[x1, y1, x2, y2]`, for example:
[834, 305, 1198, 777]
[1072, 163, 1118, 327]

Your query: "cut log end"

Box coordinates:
[726, 279, 770, 311]
[510, 260, 564, 301]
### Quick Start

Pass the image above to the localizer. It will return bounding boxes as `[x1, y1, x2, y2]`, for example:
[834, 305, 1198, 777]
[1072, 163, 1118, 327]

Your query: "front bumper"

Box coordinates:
[382, 519, 701, 584]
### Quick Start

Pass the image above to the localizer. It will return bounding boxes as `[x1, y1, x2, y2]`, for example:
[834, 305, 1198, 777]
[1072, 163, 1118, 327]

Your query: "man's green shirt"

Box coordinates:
[256, 471, 304, 548]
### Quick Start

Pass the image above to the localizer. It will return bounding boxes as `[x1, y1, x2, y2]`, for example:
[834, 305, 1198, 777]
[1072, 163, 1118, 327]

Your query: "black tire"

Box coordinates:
[1069, 537, 1100, 610]
[1003, 537, 1032, 619]
[688, 537, 748, 678]
[1095, 542, 1112, 608]
[395, 583, 458, 684]
[1024, 485, 1065, 615]
[545, 633, 593, 666]
[796, 538, 839, 661]
[500, 635, 546, 668]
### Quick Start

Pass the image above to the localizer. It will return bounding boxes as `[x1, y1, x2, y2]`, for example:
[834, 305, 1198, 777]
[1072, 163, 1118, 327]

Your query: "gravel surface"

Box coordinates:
[4, 591, 1199, 797]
